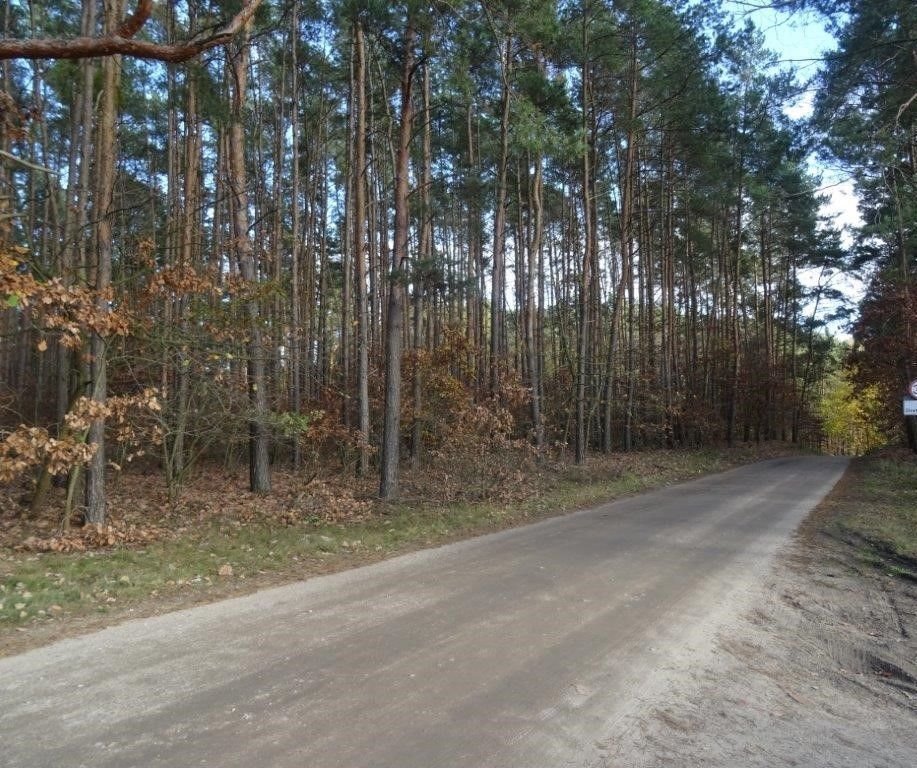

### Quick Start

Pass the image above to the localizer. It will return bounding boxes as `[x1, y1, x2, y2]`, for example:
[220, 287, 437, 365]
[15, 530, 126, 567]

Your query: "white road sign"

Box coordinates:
[905, 399, 917, 416]
[910, 379, 917, 399]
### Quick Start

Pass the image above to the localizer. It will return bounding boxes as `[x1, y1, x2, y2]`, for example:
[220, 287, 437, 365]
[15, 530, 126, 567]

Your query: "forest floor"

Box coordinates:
[0, 442, 795, 657]
[604, 449, 917, 767]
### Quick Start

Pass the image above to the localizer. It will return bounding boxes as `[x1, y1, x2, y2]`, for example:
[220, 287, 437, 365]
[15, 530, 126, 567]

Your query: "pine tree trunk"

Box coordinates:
[289, 5, 302, 466]
[228, 26, 270, 493]
[85, 0, 124, 524]
[379, 18, 415, 499]
[411, 55, 432, 470]
[527, 143, 545, 449]
[576, 31, 594, 465]
[490, 35, 511, 395]
[352, 19, 371, 477]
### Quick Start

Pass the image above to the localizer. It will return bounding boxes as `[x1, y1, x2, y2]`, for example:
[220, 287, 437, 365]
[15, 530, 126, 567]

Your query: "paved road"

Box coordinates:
[0, 456, 847, 768]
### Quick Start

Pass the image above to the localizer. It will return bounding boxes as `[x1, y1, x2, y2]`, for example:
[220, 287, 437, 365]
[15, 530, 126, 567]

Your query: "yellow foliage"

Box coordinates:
[818, 370, 884, 455]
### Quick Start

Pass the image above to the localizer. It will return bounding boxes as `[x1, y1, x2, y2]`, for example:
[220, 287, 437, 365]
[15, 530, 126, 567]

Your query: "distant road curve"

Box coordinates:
[0, 455, 848, 768]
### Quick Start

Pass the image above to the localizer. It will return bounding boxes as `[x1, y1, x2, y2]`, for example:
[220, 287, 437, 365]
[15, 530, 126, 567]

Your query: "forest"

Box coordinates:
[0, 0, 913, 526]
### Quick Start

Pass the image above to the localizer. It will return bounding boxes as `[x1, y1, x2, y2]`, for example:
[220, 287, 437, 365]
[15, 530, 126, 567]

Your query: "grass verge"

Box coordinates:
[826, 449, 917, 579]
[0, 445, 794, 654]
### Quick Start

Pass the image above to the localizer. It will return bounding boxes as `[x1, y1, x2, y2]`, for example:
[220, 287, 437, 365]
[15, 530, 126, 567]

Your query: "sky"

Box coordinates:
[728, 4, 862, 233]
[725, 2, 864, 335]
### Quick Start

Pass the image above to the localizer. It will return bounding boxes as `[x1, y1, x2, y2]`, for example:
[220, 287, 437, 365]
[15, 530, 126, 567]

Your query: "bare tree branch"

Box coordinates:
[117, 0, 153, 40]
[0, 148, 59, 174]
[895, 91, 917, 129]
[0, 0, 262, 62]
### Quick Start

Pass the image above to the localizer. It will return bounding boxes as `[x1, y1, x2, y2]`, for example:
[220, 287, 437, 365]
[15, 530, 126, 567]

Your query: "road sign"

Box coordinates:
[905, 399, 917, 416]
[910, 379, 917, 399]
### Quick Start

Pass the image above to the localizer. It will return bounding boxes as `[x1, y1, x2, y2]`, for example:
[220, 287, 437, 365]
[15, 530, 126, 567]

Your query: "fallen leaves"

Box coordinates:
[18, 522, 165, 553]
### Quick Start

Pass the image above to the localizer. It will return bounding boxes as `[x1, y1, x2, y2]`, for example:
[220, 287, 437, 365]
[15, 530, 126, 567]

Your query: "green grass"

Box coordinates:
[0, 446, 789, 637]
[832, 454, 917, 577]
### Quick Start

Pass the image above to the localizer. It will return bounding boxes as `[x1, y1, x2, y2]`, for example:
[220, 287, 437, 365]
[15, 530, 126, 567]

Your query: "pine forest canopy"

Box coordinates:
[0, 0, 913, 522]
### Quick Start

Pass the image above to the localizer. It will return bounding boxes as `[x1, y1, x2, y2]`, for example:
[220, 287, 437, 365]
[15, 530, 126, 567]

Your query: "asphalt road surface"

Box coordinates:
[0, 456, 848, 768]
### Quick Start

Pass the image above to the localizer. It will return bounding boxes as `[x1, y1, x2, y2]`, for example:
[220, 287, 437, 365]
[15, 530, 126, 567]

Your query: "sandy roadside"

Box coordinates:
[601, 490, 917, 767]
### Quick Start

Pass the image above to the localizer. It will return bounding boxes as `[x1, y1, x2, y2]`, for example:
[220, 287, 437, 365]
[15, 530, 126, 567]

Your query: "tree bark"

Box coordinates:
[290, 5, 303, 467]
[228, 26, 270, 493]
[575, 44, 593, 465]
[85, 0, 124, 525]
[527, 143, 545, 450]
[352, 19, 371, 477]
[489, 35, 511, 396]
[379, 18, 416, 499]
[412, 53, 433, 470]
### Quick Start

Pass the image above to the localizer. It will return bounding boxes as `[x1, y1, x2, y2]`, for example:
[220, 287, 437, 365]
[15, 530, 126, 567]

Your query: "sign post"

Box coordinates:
[904, 379, 917, 416]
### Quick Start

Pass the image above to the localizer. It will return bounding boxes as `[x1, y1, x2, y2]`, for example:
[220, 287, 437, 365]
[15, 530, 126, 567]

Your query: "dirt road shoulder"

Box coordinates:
[603, 452, 917, 767]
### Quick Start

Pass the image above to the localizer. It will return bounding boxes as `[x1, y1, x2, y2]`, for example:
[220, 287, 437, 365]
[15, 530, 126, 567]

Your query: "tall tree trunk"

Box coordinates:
[411, 54, 433, 470]
[271, 56, 287, 426]
[228, 25, 270, 493]
[527, 144, 545, 449]
[341, 50, 353, 427]
[726, 92, 747, 446]
[55, 0, 96, 436]
[466, 101, 484, 392]
[172, 61, 200, 489]
[575, 30, 594, 465]
[85, 0, 124, 524]
[290, 4, 303, 466]
[489, 34, 511, 395]
[352, 19, 371, 476]
[379, 18, 416, 499]
[604, 30, 639, 453]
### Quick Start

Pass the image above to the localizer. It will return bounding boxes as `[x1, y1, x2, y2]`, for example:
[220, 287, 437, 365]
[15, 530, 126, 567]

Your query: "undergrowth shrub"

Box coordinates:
[406, 330, 536, 502]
